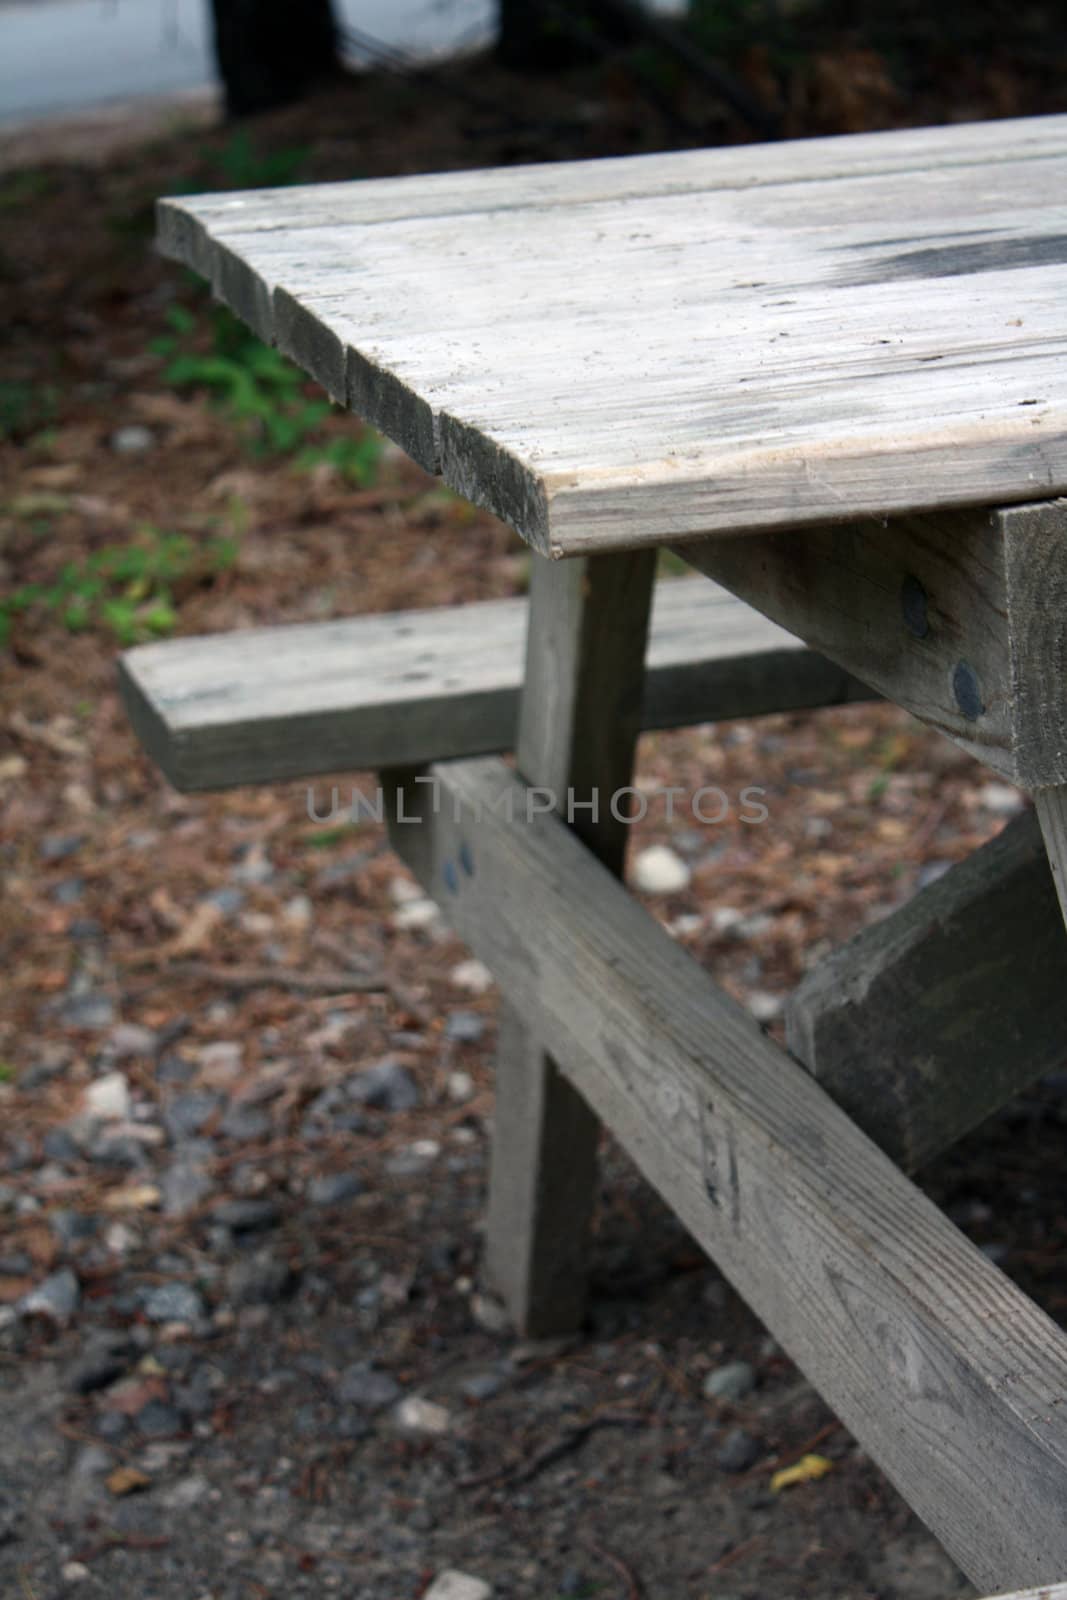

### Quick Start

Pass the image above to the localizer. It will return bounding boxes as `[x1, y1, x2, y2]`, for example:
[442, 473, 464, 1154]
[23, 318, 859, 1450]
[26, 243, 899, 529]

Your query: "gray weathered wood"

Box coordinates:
[485, 550, 655, 1337]
[118, 578, 870, 791]
[1035, 786, 1067, 928]
[157, 114, 1067, 555]
[681, 500, 1067, 786]
[977, 1587, 1067, 1600]
[786, 808, 1067, 1172]
[386, 756, 1067, 1591]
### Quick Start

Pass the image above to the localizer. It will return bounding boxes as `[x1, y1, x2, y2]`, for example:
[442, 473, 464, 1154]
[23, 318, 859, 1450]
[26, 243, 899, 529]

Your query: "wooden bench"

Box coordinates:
[131, 112, 1067, 1594]
[118, 577, 869, 790]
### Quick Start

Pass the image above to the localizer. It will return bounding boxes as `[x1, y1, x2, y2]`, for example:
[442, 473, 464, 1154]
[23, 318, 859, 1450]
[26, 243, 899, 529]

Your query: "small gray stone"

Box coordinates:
[333, 1407, 371, 1441]
[71, 1340, 132, 1395]
[203, 887, 245, 917]
[52, 877, 84, 905]
[19, 1267, 80, 1324]
[68, 917, 104, 941]
[164, 1092, 221, 1142]
[108, 1023, 158, 1059]
[162, 1155, 213, 1218]
[156, 1053, 196, 1085]
[337, 1363, 401, 1410]
[716, 1426, 760, 1474]
[445, 1010, 485, 1044]
[50, 1210, 100, 1248]
[211, 1198, 280, 1234]
[702, 1360, 756, 1403]
[59, 993, 115, 1031]
[95, 1410, 130, 1442]
[219, 1103, 272, 1142]
[40, 833, 84, 862]
[143, 1282, 205, 1324]
[136, 1400, 184, 1439]
[43, 1127, 82, 1164]
[307, 1172, 362, 1207]
[226, 1252, 294, 1305]
[458, 1370, 506, 1403]
[111, 424, 155, 454]
[348, 1057, 418, 1112]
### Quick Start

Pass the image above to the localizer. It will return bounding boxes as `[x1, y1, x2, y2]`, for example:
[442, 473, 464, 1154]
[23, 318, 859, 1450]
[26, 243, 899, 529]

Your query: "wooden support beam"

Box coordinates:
[786, 809, 1067, 1172]
[118, 579, 870, 793]
[386, 757, 1067, 1591]
[679, 499, 1067, 786]
[1035, 787, 1067, 930]
[486, 550, 655, 1337]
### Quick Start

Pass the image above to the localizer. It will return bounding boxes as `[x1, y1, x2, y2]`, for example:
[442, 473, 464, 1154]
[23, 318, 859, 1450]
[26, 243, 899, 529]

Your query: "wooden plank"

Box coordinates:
[485, 550, 655, 1337]
[1035, 787, 1067, 927]
[681, 499, 1067, 786]
[386, 756, 1067, 1591]
[118, 579, 870, 792]
[786, 809, 1067, 1172]
[156, 115, 1067, 553]
[978, 1587, 1067, 1600]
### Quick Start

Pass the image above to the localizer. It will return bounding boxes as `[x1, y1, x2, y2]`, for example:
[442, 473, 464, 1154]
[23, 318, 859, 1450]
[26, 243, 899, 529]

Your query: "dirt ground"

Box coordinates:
[2, 30, 1067, 1600]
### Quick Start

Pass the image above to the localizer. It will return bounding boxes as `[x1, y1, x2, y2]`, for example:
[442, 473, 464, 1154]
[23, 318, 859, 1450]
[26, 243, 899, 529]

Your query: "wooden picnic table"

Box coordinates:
[137, 112, 1067, 1595]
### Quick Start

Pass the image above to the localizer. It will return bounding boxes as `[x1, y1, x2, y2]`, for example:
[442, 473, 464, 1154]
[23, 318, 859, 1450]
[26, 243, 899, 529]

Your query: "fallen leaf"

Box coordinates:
[771, 1453, 833, 1493]
[107, 1466, 151, 1497]
[102, 1184, 161, 1212]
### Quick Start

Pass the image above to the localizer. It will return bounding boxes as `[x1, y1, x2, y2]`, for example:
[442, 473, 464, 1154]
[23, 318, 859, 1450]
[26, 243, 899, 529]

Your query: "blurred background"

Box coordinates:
[2, 5, 1067, 1599]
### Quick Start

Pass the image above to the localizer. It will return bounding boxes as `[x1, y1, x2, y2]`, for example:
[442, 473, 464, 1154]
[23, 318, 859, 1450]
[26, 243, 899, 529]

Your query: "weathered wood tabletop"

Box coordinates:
[160, 114, 1067, 556]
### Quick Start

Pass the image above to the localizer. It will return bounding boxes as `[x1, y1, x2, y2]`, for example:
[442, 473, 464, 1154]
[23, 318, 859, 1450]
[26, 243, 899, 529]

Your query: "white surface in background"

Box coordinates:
[0, 0, 499, 125]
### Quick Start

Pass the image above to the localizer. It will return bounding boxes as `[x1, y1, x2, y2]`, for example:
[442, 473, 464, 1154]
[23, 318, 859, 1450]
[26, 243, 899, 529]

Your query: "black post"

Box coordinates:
[210, 0, 341, 118]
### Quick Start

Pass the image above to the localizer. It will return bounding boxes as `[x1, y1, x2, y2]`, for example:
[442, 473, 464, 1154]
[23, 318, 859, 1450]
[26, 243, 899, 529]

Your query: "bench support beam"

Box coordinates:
[786, 808, 1067, 1171]
[487, 550, 655, 1337]
[387, 757, 1067, 1591]
[679, 500, 1067, 787]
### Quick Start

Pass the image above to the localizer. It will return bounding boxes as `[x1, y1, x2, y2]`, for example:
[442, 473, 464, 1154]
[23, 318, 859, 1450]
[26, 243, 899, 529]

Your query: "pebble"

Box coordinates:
[219, 1103, 273, 1142]
[161, 1473, 210, 1510]
[748, 991, 783, 1024]
[85, 1071, 131, 1121]
[226, 1253, 293, 1305]
[136, 1400, 184, 1439]
[447, 1070, 474, 1103]
[458, 1369, 507, 1403]
[43, 1127, 82, 1164]
[61, 1561, 91, 1583]
[210, 1197, 280, 1234]
[51, 1209, 99, 1248]
[40, 833, 84, 861]
[445, 1010, 484, 1044]
[203, 887, 245, 917]
[348, 1057, 418, 1112]
[337, 1363, 401, 1410]
[143, 1282, 205, 1324]
[450, 959, 493, 994]
[703, 1360, 756, 1403]
[307, 1171, 362, 1206]
[197, 1041, 242, 1084]
[108, 1023, 159, 1058]
[424, 1573, 492, 1600]
[60, 993, 115, 1030]
[164, 1091, 221, 1141]
[631, 845, 692, 895]
[978, 782, 1024, 816]
[716, 1426, 760, 1473]
[470, 1292, 510, 1335]
[52, 876, 84, 904]
[392, 898, 443, 932]
[162, 1155, 214, 1218]
[283, 894, 313, 927]
[393, 1395, 451, 1435]
[19, 1267, 80, 1324]
[110, 423, 155, 454]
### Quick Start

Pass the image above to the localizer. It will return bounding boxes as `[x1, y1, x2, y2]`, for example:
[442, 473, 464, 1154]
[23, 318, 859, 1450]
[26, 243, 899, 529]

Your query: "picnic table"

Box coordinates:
[124, 113, 1067, 1595]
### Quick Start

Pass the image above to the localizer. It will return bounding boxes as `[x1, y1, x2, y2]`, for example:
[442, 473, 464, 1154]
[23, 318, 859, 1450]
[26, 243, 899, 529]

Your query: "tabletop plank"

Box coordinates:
[159, 115, 1067, 555]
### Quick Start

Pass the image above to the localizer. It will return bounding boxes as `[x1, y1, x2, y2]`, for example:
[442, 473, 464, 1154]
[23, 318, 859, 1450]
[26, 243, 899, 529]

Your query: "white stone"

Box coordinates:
[450, 959, 493, 994]
[393, 1396, 451, 1435]
[85, 1071, 130, 1121]
[61, 1562, 91, 1583]
[447, 1071, 474, 1103]
[666, 913, 704, 939]
[390, 874, 423, 905]
[283, 894, 313, 927]
[630, 845, 692, 896]
[423, 1575, 491, 1600]
[392, 898, 443, 932]
[977, 782, 1024, 817]
[749, 991, 783, 1024]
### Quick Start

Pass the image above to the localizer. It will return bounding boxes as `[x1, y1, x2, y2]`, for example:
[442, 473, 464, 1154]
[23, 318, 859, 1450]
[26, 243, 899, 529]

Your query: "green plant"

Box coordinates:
[0, 528, 238, 648]
[0, 380, 57, 443]
[0, 1062, 14, 1083]
[154, 302, 382, 481]
[215, 132, 310, 190]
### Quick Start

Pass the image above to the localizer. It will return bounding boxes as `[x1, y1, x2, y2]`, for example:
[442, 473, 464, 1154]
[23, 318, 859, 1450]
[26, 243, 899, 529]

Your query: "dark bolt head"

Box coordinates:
[952, 660, 984, 721]
[901, 574, 929, 639]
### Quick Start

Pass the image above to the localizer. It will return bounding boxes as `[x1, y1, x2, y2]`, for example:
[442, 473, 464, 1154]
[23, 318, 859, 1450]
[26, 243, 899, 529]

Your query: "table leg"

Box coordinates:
[485, 549, 655, 1337]
[1035, 787, 1067, 925]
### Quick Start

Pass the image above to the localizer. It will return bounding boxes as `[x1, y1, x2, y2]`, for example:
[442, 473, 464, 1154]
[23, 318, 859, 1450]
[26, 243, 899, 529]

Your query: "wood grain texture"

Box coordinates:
[157, 114, 1067, 554]
[118, 578, 870, 791]
[485, 550, 654, 1337]
[1035, 786, 1067, 926]
[387, 757, 1067, 1591]
[786, 809, 1067, 1172]
[681, 500, 1067, 785]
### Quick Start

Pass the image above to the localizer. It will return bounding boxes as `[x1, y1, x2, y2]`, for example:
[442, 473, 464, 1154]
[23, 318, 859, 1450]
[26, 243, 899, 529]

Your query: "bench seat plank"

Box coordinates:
[118, 579, 869, 791]
[157, 114, 1067, 556]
